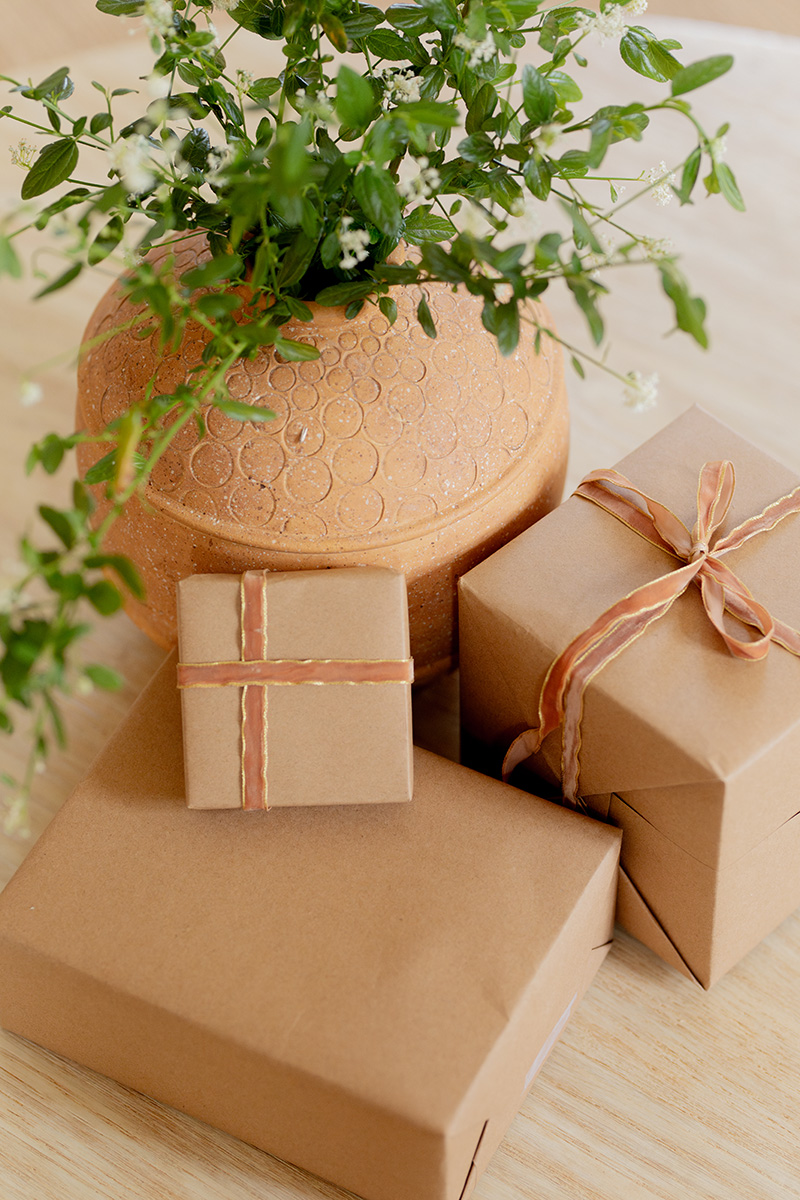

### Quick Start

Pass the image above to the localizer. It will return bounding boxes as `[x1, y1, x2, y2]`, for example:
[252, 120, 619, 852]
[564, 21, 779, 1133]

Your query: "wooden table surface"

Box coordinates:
[1, 6, 799, 1199]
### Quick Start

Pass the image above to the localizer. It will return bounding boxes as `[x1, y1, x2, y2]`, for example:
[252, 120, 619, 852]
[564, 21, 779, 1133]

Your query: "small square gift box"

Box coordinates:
[460, 406, 800, 989]
[177, 566, 413, 809]
[0, 654, 620, 1200]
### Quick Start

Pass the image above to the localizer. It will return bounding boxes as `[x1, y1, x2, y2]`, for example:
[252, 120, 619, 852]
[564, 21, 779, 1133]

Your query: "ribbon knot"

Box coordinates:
[503, 460, 800, 807]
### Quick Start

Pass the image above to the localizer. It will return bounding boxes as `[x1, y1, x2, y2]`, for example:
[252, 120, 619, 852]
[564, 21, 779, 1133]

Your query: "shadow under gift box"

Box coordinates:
[459, 406, 800, 990]
[0, 654, 620, 1200]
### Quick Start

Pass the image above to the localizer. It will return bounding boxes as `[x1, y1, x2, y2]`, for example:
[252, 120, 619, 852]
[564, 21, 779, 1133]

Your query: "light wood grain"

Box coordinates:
[1, 7, 800, 1200]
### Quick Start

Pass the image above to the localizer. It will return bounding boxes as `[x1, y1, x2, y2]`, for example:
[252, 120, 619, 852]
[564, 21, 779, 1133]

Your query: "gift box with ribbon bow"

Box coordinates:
[459, 406, 800, 988]
[177, 566, 414, 809]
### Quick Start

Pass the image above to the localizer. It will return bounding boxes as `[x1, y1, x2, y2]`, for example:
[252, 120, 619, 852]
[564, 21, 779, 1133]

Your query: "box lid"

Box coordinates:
[0, 653, 619, 1137]
[461, 407, 800, 837]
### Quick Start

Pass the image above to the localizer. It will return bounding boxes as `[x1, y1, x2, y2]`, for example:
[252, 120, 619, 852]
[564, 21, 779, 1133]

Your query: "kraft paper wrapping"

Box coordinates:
[177, 567, 413, 809]
[460, 406, 800, 988]
[0, 655, 620, 1200]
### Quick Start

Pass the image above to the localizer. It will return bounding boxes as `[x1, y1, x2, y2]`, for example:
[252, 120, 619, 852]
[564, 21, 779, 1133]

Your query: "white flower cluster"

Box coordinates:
[2, 794, 31, 840]
[640, 235, 673, 260]
[106, 134, 156, 195]
[453, 30, 496, 69]
[623, 369, 659, 411]
[213, 0, 238, 10]
[643, 160, 676, 206]
[294, 88, 334, 124]
[19, 380, 43, 407]
[236, 69, 254, 93]
[143, 0, 174, 40]
[378, 67, 423, 106]
[9, 138, 35, 169]
[710, 133, 727, 162]
[337, 216, 371, 270]
[398, 156, 441, 203]
[575, 1, 648, 44]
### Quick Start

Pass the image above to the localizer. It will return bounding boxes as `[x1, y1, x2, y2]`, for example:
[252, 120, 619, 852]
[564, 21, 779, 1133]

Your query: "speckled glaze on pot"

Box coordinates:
[76, 237, 568, 683]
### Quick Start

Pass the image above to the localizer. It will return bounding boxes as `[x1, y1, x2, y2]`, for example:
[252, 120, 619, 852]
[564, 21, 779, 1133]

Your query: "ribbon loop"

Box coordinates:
[503, 461, 800, 804]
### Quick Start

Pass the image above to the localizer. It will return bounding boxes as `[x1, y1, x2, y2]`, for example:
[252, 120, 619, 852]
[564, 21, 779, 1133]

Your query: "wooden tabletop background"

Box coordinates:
[1, 4, 799, 1198]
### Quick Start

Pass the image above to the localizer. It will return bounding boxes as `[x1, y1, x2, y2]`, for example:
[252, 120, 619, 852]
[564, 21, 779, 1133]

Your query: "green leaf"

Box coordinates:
[671, 54, 733, 96]
[39, 505, 77, 550]
[90, 111, 113, 134]
[85, 554, 146, 600]
[22, 65, 73, 101]
[86, 580, 123, 615]
[522, 154, 551, 201]
[248, 76, 281, 105]
[715, 162, 745, 211]
[466, 83, 497, 135]
[96, 0, 144, 13]
[568, 278, 604, 345]
[321, 11, 349, 52]
[379, 296, 398, 324]
[34, 262, 82, 299]
[386, 3, 435, 34]
[212, 398, 275, 423]
[521, 64, 556, 126]
[403, 206, 456, 244]
[87, 215, 124, 266]
[458, 132, 496, 163]
[194, 292, 242, 318]
[392, 100, 458, 128]
[315, 281, 374, 307]
[415, 0, 458, 27]
[354, 164, 402, 237]
[336, 64, 375, 130]
[178, 127, 211, 170]
[417, 294, 436, 338]
[181, 253, 243, 289]
[547, 69, 582, 103]
[367, 29, 421, 61]
[83, 663, 124, 690]
[587, 117, 613, 169]
[674, 145, 701, 205]
[620, 28, 682, 83]
[0, 234, 22, 279]
[659, 261, 708, 347]
[21, 138, 79, 200]
[495, 301, 520, 356]
[274, 337, 321, 362]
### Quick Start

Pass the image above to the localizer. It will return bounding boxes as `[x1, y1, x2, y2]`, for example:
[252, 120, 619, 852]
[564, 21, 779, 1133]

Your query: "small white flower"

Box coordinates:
[640, 235, 673, 260]
[398, 156, 441, 203]
[294, 88, 334, 124]
[453, 30, 496, 69]
[378, 66, 423, 107]
[2, 794, 31, 839]
[106, 135, 156, 195]
[583, 233, 617, 270]
[143, 0, 174, 40]
[9, 138, 36, 169]
[710, 133, 727, 163]
[147, 71, 171, 99]
[236, 69, 254, 93]
[643, 160, 676, 206]
[205, 20, 220, 50]
[76, 676, 95, 696]
[20, 380, 43, 407]
[337, 216, 371, 270]
[623, 369, 659, 411]
[533, 122, 564, 154]
[214, 0, 238, 9]
[576, 1, 647, 44]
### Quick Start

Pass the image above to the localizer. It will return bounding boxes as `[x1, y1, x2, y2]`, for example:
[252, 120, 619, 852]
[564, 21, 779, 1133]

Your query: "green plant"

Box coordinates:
[0, 0, 740, 832]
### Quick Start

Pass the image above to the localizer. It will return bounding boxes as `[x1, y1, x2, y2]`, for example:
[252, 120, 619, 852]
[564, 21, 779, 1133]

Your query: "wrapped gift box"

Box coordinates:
[177, 566, 413, 808]
[459, 406, 800, 989]
[0, 654, 620, 1200]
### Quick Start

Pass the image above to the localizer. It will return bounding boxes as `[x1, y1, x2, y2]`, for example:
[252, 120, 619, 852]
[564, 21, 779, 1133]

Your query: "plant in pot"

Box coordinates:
[0, 0, 740, 829]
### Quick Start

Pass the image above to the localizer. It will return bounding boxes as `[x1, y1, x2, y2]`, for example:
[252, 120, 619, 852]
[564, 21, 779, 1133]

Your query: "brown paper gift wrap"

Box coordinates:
[459, 406, 800, 989]
[0, 653, 620, 1200]
[177, 566, 413, 808]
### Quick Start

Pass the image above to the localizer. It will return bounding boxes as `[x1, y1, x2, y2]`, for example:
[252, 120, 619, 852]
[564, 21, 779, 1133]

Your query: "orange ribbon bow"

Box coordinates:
[502, 461, 800, 806]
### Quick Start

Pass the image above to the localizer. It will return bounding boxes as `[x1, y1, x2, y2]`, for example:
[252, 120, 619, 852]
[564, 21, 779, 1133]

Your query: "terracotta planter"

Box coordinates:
[76, 237, 568, 683]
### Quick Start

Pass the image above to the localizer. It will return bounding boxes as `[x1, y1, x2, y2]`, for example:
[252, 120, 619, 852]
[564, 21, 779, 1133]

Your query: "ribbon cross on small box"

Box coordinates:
[176, 567, 414, 810]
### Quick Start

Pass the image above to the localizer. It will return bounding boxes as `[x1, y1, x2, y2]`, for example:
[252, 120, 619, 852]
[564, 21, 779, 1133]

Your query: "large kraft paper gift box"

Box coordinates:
[0, 654, 620, 1200]
[459, 406, 800, 990]
[177, 566, 413, 809]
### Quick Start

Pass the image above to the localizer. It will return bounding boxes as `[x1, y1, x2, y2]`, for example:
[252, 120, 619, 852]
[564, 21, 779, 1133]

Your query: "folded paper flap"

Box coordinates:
[615, 868, 701, 986]
[0, 655, 617, 1130]
[463, 407, 800, 791]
